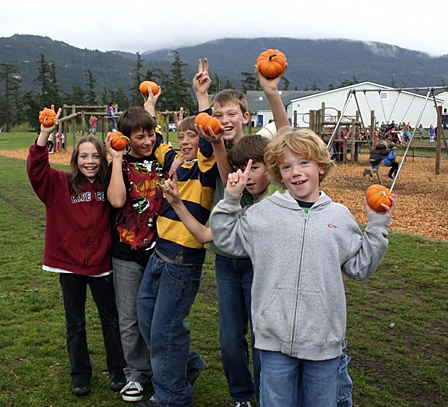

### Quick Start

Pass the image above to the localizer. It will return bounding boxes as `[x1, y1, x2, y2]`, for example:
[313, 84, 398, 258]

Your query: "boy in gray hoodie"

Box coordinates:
[210, 128, 396, 407]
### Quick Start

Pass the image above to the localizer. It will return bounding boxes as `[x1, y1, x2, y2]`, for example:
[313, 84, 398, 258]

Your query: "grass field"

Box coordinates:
[0, 132, 447, 406]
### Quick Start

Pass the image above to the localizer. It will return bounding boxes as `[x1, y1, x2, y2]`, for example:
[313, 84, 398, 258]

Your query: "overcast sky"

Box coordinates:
[2, 0, 447, 56]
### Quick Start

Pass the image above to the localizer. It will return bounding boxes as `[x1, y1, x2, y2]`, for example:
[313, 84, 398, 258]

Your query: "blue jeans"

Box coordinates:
[337, 341, 353, 407]
[260, 350, 339, 407]
[137, 254, 205, 407]
[59, 273, 125, 385]
[215, 254, 260, 403]
[112, 257, 152, 384]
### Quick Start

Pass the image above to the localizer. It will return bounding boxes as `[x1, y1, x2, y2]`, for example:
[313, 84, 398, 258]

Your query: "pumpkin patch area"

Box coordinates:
[1, 149, 447, 241]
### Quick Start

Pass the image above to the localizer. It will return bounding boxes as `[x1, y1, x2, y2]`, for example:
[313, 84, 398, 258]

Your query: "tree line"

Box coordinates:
[0, 50, 355, 132]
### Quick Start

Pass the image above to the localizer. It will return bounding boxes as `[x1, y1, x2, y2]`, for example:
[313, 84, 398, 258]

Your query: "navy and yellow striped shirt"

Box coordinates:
[155, 137, 217, 265]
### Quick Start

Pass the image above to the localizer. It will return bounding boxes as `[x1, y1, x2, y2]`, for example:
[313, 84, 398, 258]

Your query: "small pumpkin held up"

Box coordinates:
[195, 112, 221, 136]
[256, 49, 287, 78]
[365, 184, 392, 211]
[39, 108, 57, 127]
[139, 80, 159, 96]
[109, 131, 130, 151]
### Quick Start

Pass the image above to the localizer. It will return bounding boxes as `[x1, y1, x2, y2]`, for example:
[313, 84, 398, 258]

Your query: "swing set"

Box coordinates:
[325, 86, 448, 192]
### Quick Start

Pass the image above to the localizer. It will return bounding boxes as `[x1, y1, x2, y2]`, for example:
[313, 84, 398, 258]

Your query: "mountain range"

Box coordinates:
[1, 34, 448, 96]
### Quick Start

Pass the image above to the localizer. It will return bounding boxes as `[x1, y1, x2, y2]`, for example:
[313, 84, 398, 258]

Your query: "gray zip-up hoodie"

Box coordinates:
[210, 188, 390, 361]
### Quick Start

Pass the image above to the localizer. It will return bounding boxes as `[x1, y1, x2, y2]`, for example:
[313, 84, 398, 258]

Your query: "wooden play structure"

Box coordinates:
[308, 101, 375, 164]
[54, 104, 179, 147]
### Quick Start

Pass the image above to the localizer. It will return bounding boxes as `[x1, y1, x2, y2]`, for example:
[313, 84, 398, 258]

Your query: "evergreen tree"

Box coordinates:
[130, 52, 145, 106]
[0, 63, 22, 132]
[159, 51, 195, 114]
[85, 69, 97, 105]
[240, 71, 261, 93]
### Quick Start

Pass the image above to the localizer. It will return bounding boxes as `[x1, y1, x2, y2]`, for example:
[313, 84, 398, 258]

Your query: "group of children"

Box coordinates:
[28, 56, 396, 407]
[368, 141, 399, 179]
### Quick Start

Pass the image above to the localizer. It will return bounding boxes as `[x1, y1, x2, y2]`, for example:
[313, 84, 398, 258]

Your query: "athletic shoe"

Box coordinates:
[234, 402, 252, 407]
[121, 380, 144, 402]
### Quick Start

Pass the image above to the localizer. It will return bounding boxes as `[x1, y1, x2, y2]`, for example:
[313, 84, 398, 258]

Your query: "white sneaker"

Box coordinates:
[234, 403, 252, 407]
[120, 381, 144, 402]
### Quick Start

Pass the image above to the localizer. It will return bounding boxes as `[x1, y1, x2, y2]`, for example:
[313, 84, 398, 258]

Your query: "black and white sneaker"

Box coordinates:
[121, 381, 144, 402]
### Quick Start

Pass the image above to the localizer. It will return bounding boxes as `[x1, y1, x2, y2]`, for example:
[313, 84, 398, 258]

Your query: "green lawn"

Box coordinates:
[0, 132, 447, 406]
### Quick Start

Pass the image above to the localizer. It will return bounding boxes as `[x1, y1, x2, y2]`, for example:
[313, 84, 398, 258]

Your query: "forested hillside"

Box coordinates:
[1, 34, 448, 96]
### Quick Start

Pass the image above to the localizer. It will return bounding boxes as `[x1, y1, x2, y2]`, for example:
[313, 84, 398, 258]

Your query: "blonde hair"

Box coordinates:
[264, 128, 335, 184]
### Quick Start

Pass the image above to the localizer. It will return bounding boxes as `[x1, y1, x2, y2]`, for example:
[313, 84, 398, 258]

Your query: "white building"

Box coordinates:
[246, 82, 445, 130]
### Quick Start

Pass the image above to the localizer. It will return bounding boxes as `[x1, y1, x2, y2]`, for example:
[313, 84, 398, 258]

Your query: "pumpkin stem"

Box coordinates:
[268, 54, 278, 61]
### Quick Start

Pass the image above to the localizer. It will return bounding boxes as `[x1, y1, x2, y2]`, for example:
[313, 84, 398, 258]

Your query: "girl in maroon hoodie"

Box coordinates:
[27, 106, 125, 397]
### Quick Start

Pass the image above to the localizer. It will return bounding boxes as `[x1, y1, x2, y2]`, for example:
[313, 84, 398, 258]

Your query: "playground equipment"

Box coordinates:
[324, 86, 447, 191]
[54, 105, 179, 148]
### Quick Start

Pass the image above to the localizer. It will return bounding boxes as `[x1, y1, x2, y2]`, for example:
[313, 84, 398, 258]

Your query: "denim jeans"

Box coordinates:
[137, 254, 205, 407]
[59, 273, 125, 385]
[112, 257, 152, 384]
[260, 350, 339, 407]
[215, 254, 260, 403]
[337, 340, 353, 407]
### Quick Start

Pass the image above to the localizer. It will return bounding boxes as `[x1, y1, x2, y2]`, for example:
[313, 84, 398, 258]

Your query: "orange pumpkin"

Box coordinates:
[195, 112, 221, 136]
[39, 108, 57, 127]
[256, 49, 287, 78]
[109, 131, 130, 151]
[366, 184, 392, 211]
[139, 80, 159, 96]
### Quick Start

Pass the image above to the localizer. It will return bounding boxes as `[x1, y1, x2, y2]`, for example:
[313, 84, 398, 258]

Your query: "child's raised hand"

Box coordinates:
[174, 107, 184, 127]
[40, 105, 61, 133]
[364, 194, 396, 217]
[226, 159, 252, 195]
[159, 171, 181, 205]
[195, 122, 225, 144]
[143, 85, 161, 116]
[105, 132, 125, 160]
[254, 64, 287, 96]
[193, 58, 211, 96]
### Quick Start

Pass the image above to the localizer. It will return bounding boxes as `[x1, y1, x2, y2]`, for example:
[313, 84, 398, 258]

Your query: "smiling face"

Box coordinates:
[242, 160, 270, 197]
[178, 129, 199, 162]
[77, 142, 101, 180]
[128, 128, 156, 158]
[279, 148, 325, 202]
[213, 101, 249, 146]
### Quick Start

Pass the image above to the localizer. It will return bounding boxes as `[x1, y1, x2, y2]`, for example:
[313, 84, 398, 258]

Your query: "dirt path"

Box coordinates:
[2, 149, 448, 241]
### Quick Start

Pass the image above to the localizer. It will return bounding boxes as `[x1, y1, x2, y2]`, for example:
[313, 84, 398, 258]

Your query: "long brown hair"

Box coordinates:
[68, 135, 108, 195]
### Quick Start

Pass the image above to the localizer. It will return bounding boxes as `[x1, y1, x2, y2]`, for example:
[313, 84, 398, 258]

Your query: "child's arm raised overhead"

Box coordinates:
[105, 134, 127, 208]
[255, 64, 290, 132]
[142, 84, 162, 117]
[161, 172, 213, 244]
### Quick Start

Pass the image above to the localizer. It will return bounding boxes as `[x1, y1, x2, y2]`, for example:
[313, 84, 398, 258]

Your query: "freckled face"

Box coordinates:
[279, 148, 325, 202]
[78, 142, 101, 179]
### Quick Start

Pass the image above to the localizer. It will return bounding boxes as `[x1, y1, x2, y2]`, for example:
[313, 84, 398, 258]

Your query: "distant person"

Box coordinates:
[27, 105, 126, 397]
[60, 132, 66, 150]
[47, 133, 54, 153]
[418, 124, 424, 140]
[383, 142, 399, 179]
[89, 115, 98, 135]
[107, 103, 117, 130]
[429, 125, 435, 142]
